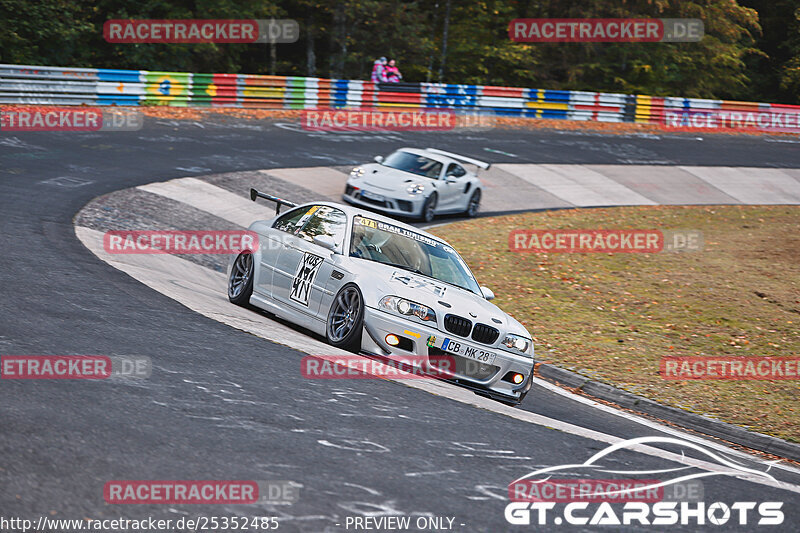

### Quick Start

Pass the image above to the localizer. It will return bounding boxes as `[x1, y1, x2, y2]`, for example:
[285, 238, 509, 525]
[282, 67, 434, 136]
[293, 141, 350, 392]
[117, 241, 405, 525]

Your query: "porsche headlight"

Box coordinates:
[379, 296, 436, 322]
[406, 183, 425, 195]
[350, 167, 365, 179]
[502, 333, 531, 355]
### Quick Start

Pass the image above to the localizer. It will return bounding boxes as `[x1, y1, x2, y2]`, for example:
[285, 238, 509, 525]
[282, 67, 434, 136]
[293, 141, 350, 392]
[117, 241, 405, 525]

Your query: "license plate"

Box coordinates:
[361, 190, 385, 202]
[441, 338, 496, 364]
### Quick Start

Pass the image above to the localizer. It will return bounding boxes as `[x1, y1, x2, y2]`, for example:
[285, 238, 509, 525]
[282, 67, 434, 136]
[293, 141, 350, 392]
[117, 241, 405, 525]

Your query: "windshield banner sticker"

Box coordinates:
[291, 252, 324, 306]
[354, 216, 440, 248]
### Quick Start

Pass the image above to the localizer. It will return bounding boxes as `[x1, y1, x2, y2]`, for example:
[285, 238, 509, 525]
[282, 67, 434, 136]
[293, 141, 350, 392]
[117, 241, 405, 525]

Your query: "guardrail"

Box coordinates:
[2, 63, 799, 133]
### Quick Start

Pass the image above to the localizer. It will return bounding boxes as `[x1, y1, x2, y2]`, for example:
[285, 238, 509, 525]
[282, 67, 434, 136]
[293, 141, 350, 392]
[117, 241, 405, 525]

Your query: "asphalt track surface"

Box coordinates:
[2, 119, 800, 532]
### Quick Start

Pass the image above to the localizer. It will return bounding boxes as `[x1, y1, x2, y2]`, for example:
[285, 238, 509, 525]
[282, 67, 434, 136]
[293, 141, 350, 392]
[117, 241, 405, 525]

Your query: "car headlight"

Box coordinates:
[406, 183, 425, 195]
[350, 167, 365, 178]
[502, 333, 531, 355]
[379, 296, 436, 322]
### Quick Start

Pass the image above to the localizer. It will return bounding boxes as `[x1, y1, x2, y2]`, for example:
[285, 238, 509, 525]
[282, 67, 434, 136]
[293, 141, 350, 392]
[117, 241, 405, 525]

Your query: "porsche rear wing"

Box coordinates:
[250, 188, 298, 215]
[425, 148, 491, 170]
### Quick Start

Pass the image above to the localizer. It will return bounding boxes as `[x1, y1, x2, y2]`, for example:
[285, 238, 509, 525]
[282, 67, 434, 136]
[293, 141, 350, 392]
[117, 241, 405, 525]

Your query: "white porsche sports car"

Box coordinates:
[227, 189, 534, 404]
[343, 148, 489, 222]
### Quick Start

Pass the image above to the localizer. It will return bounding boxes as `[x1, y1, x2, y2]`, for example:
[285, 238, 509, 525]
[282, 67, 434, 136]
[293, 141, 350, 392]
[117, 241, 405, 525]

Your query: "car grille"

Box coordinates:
[444, 314, 472, 337]
[345, 185, 355, 195]
[472, 323, 500, 344]
[397, 200, 413, 212]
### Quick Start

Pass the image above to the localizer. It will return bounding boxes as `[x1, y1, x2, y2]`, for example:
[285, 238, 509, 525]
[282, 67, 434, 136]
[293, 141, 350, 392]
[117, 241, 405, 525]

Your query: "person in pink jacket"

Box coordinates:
[384, 59, 402, 83]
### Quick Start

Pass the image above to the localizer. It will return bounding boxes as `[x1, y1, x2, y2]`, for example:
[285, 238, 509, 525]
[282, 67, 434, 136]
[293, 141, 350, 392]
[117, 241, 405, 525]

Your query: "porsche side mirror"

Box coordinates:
[445, 177, 458, 184]
[313, 235, 337, 252]
[374, 155, 384, 163]
[480, 286, 495, 300]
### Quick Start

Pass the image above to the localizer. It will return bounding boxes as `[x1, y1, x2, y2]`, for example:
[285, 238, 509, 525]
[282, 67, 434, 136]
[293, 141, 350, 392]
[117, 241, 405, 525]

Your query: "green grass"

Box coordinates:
[432, 205, 800, 442]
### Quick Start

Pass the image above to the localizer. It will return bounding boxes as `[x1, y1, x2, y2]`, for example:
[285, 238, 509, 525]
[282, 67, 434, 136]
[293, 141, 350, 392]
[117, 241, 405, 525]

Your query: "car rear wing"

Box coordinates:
[250, 188, 298, 215]
[425, 148, 491, 170]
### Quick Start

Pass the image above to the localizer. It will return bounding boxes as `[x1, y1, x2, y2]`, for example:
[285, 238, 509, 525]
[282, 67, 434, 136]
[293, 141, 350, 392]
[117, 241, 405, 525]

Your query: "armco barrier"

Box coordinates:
[1, 63, 799, 132]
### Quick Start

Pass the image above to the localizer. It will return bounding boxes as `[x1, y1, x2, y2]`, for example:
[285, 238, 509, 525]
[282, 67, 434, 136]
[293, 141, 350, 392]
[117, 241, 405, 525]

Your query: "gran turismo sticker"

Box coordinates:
[290, 252, 324, 305]
[354, 216, 441, 248]
[390, 271, 446, 298]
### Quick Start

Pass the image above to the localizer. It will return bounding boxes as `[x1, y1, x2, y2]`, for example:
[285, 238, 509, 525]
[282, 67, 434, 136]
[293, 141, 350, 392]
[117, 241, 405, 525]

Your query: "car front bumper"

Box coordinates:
[342, 186, 426, 218]
[360, 306, 534, 403]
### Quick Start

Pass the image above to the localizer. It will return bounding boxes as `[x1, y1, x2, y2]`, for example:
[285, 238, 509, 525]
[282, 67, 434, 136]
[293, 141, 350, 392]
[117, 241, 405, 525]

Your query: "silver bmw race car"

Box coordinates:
[343, 148, 489, 222]
[227, 189, 534, 404]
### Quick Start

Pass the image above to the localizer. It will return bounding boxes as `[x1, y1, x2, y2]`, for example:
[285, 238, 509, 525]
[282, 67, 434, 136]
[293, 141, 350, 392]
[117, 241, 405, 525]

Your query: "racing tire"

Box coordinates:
[421, 193, 438, 223]
[228, 252, 254, 306]
[466, 189, 481, 217]
[326, 283, 365, 353]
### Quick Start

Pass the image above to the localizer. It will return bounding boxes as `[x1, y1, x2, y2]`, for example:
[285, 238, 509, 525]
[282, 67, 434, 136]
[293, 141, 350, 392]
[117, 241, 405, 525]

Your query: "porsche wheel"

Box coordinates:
[466, 189, 481, 217]
[228, 252, 254, 305]
[326, 283, 364, 352]
[422, 193, 438, 223]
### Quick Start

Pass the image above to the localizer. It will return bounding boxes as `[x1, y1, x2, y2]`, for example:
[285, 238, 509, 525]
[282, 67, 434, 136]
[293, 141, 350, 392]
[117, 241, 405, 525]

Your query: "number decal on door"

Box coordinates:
[290, 252, 324, 306]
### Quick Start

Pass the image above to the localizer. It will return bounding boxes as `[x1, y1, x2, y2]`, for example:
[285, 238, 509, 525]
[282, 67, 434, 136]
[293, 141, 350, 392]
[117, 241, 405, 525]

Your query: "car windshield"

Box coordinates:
[382, 151, 442, 179]
[350, 215, 481, 295]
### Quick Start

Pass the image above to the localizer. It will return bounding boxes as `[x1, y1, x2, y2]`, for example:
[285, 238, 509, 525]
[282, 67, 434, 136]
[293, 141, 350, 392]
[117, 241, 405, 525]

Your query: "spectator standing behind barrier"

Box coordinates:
[385, 59, 402, 83]
[371, 57, 388, 82]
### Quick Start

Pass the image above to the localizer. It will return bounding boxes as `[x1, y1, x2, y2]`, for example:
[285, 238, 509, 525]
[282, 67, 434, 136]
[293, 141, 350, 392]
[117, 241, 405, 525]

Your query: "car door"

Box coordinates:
[438, 163, 467, 210]
[272, 205, 348, 319]
[254, 205, 317, 297]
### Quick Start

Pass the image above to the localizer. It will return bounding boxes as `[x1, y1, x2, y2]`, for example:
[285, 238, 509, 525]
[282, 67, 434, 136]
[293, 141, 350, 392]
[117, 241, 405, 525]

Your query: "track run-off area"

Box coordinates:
[2, 117, 800, 531]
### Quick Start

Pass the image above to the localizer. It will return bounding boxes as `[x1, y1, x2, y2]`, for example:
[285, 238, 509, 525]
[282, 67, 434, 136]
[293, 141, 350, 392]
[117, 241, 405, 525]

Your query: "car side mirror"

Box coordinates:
[374, 155, 384, 163]
[480, 286, 495, 300]
[313, 235, 337, 252]
[445, 177, 458, 184]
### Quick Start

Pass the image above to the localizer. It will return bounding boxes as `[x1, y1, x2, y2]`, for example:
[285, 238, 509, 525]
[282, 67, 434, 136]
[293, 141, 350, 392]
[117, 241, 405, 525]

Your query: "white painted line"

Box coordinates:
[497, 164, 658, 206]
[138, 177, 278, 228]
[680, 166, 800, 204]
[76, 225, 800, 495]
